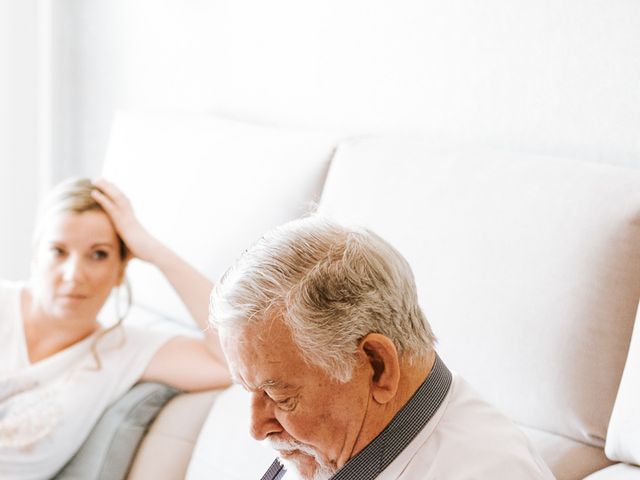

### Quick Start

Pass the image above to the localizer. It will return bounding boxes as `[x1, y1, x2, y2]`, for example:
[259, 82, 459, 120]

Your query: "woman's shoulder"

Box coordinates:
[96, 322, 178, 357]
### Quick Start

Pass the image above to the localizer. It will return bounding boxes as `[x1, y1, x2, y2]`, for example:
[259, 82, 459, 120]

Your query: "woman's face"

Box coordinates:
[31, 210, 125, 322]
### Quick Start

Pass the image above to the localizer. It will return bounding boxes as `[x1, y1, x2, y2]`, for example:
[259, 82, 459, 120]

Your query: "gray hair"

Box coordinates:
[210, 216, 436, 382]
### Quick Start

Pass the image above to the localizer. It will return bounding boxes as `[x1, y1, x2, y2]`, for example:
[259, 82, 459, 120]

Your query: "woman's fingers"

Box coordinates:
[90, 179, 135, 231]
[91, 178, 159, 263]
[90, 187, 117, 215]
[92, 178, 131, 209]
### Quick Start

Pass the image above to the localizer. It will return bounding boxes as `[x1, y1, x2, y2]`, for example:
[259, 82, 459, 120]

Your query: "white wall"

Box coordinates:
[0, 0, 108, 280]
[69, 0, 640, 175]
[29, 0, 638, 179]
[0, 0, 39, 280]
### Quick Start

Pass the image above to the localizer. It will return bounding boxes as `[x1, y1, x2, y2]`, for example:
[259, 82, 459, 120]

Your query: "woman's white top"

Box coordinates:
[0, 280, 175, 480]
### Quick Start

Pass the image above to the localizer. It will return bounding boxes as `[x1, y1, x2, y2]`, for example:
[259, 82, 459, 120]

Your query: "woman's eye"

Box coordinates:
[91, 250, 108, 260]
[50, 246, 65, 257]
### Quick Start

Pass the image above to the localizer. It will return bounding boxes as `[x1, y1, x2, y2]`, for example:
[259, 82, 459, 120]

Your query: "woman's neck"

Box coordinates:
[21, 286, 100, 363]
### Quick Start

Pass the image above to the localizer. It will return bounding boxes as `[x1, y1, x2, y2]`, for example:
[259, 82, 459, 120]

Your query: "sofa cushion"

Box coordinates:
[583, 463, 640, 480]
[54, 382, 180, 480]
[318, 139, 640, 449]
[186, 385, 276, 480]
[519, 425, 613, 480]
[103, 110, 337, 323]
[128, 390, 219, 480]
[605, 302, 640, 466]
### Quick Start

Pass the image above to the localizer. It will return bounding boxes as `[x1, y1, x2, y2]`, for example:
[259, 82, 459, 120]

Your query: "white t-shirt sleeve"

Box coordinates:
[0, 280, 180, 480]
[93, 324, 177, 404]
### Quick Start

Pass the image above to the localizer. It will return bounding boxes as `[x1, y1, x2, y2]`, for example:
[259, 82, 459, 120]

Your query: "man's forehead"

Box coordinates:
[222, 319, 304, 390]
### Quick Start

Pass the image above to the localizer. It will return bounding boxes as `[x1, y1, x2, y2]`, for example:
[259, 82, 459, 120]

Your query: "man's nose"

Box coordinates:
[249, 392, 282, 441]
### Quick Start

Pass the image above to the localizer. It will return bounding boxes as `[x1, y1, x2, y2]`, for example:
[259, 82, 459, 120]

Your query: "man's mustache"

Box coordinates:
[267, 437, 318, 457]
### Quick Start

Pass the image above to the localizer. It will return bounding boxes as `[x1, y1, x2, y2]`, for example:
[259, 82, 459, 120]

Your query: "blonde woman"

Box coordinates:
[0, 178, 230, 479]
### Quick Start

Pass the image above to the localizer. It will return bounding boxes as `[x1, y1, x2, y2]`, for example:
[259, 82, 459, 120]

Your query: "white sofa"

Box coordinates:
[90, 110, 640, 480]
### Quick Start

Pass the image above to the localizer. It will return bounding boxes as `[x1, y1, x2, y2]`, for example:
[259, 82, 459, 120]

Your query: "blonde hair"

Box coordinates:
[210, 216, 436, 382]
[35, 177, 128, 260]
[35, 177, 131, 369]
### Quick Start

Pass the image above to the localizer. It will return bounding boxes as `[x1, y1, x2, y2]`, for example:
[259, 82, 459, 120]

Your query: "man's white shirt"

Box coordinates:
[271, 356, 555, 480]
[378, 374, 554, 479]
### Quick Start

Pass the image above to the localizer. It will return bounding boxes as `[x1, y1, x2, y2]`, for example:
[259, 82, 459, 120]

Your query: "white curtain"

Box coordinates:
[0, 0, 39, 280]
[0, 0, 110, 279]
[36, 0, 120, 187]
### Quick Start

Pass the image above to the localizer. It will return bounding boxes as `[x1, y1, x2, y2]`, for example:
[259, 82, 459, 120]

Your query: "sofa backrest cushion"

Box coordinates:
[54, 382, 179, 480]
[103, 110, 337, 323]
[186, 385, 276, 479]
[127, 390, 219, 480]
[318, 139, 640, 447]
[606, 302, 640, 466]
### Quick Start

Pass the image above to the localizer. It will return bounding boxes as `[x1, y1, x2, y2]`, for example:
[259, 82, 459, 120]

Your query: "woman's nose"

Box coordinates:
[61, 255, 85, 282]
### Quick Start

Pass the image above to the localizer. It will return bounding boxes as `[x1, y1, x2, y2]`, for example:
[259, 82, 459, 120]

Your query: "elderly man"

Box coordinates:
[210, 216, 554, 480]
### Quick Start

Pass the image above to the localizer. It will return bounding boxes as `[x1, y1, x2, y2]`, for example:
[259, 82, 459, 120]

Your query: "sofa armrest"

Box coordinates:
[127, 390, 220, 480]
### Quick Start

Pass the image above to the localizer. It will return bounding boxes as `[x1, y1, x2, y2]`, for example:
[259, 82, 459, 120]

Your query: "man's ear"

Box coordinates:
[359, 333, 401, 405]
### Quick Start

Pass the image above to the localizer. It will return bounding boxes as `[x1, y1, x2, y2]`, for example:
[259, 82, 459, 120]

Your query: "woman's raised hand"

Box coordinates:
[92, 179, 223, 365]
[91, 178, 164, 263]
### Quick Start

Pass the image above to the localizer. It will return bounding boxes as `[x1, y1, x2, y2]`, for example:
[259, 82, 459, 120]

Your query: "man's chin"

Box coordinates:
[279, 451, 315, 479]
[278, 452, 333, 480]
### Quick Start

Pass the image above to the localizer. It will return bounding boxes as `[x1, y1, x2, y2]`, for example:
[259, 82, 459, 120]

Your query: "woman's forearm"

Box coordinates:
[147, 242, 226, 363]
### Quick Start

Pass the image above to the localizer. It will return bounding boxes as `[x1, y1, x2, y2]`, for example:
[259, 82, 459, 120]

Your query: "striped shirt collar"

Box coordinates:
[260, 353, 452, 480]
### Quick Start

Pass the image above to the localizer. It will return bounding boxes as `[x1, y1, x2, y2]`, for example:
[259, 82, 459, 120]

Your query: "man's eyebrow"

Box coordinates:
[229, 376, 295, 391]
[257, 379, 294, 390]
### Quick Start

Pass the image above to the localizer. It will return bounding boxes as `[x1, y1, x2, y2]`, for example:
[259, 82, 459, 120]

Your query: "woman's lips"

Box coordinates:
[59, 293, 88, 301]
